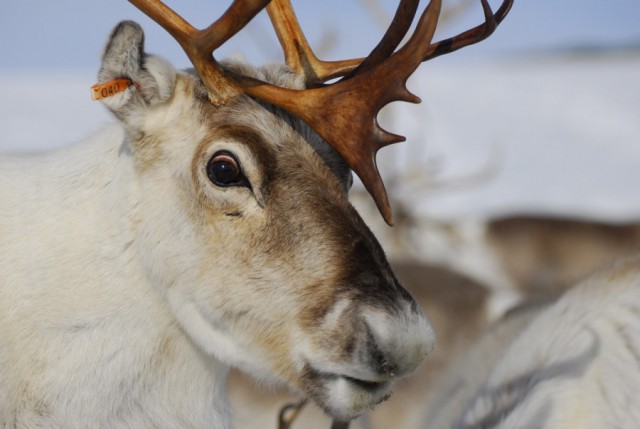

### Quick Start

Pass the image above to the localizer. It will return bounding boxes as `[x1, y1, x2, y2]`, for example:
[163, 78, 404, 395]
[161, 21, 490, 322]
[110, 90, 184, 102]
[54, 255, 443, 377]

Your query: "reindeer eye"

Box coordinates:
[207, 151, 246, 187]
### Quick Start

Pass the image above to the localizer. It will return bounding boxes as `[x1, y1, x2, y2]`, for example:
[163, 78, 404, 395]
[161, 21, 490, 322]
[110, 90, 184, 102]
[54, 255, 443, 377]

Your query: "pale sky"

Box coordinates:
[1, 1, 639, 72]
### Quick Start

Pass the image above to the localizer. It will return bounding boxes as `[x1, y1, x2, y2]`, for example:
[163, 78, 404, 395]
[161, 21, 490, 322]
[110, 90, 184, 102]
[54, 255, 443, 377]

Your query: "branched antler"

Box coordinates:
[129, 0, 514, 224]
[265, 1, 361, 84]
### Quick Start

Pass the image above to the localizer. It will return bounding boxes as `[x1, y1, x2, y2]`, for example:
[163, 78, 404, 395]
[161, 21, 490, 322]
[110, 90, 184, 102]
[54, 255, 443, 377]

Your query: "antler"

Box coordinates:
[265, 1, 361, 84]
[129, 0, 271, 105]
[129, 0, 514, 225]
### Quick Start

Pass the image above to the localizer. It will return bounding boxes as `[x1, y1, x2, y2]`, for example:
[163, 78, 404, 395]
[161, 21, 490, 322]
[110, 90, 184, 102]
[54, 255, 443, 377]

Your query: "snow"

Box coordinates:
[377, 53, 640, 222]
[1, 52, 639, 222]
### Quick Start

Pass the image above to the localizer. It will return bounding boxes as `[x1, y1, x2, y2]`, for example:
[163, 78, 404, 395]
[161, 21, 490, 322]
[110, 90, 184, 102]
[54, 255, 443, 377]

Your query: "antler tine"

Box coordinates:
[347, 0, 420, 77]
[128, 0, 196, 42]
[424, 0, 514, 61]
[198, 0, 273, 52]
[266, 0, 362, 84]
[129, 0, 271, 105]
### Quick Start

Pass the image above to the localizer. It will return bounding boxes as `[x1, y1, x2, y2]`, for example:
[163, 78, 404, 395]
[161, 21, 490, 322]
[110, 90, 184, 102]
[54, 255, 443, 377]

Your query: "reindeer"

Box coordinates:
[415, 254, 640, 429]
[0, 0, 512, 427]
[484, 215, 640, 295]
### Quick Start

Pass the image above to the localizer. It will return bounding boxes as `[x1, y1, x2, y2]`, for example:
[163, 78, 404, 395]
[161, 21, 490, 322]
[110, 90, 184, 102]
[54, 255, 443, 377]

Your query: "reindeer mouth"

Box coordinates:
[302, 366, 394, 420]
[341, 375, 390, 394]
[314, 368, 393, 393]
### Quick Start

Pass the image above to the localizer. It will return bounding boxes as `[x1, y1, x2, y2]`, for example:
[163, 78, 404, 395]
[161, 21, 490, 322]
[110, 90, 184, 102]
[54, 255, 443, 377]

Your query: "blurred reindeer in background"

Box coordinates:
[485, 215, 640, 294]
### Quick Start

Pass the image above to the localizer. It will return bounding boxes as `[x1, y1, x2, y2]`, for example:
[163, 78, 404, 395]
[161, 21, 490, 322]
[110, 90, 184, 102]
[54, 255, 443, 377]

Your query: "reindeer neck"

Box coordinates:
[0, 125, 232, 428]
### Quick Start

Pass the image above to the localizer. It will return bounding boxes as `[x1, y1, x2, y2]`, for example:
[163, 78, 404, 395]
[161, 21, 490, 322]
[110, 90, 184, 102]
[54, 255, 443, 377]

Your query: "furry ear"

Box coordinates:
[96, 21, 176, 130]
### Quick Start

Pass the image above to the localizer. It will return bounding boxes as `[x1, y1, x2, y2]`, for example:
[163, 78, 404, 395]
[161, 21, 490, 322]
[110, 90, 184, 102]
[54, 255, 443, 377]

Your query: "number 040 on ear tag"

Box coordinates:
[91, 78, 134, 100]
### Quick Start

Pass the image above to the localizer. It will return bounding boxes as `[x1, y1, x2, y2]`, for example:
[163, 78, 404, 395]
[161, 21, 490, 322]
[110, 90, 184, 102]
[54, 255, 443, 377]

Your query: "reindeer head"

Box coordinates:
[94, 0, 511, 421]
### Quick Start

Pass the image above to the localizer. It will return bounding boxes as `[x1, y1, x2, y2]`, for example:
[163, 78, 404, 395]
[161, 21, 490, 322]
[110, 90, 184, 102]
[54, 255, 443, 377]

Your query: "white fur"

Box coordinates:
[0, 125, 230, 428]
[363, 302, 435, 378]
[418, 256, 640, 428]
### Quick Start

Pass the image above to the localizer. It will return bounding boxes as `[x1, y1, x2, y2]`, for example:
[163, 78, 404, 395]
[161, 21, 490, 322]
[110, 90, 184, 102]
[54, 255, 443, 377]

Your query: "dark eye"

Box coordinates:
[206, 151, 246, 187]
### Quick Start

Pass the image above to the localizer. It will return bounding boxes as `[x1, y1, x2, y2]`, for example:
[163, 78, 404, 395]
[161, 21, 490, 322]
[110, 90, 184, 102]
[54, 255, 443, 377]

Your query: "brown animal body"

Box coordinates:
[487, 215, 640, 295]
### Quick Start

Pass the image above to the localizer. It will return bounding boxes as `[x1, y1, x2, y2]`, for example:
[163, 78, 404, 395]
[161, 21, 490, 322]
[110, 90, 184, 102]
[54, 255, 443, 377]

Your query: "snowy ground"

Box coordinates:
[385, 52, 640, 222]
[1, 52, 639, 222]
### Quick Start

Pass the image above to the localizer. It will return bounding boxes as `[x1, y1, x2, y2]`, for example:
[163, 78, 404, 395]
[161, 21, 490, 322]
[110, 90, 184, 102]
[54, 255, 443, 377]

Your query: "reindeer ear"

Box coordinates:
[96, 21, 176, 129]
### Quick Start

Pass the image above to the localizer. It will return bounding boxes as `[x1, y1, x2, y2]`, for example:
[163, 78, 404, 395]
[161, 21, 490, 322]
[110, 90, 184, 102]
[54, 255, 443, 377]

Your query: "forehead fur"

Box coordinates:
[189, 62, 352, 185]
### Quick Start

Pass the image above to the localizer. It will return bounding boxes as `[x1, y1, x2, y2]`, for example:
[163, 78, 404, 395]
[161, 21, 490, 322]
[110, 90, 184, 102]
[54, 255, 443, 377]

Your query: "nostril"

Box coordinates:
[367, 326, 399, 378]
[374, 354, 396, 378]
[363, 305, 435, 379]
[379, 359, 394, 377]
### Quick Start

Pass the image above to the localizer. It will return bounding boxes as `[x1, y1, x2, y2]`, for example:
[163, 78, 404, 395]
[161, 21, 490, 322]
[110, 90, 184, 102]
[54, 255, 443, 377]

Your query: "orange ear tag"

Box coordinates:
[91, 78, 134, 100]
